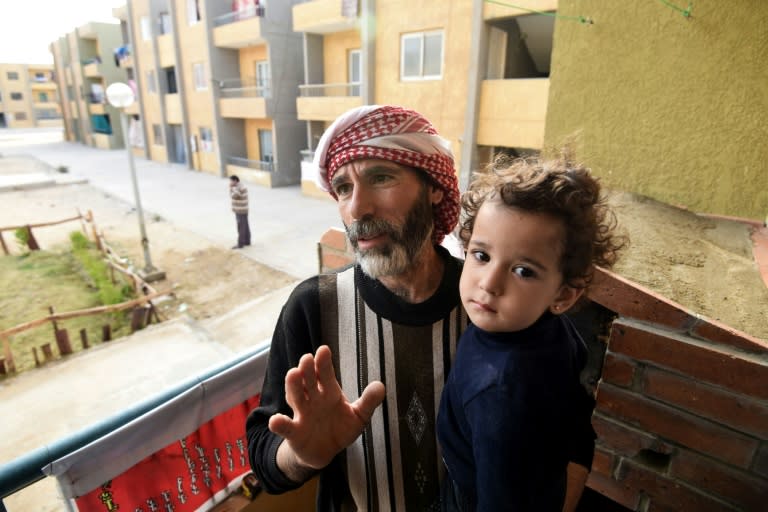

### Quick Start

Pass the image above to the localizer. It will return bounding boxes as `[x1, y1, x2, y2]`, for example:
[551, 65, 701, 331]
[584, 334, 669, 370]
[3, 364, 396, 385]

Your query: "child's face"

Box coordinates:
[459, 200, 581, 332]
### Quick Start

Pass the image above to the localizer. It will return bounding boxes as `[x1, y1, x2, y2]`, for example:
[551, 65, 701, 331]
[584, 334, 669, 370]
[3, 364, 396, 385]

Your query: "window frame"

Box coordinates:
[7, 71, 19, 80]
[10, 92, 23, 101]
[192, 63, 207, 91]
[199, 127, 213, 152]
[400, 30, 444, 81]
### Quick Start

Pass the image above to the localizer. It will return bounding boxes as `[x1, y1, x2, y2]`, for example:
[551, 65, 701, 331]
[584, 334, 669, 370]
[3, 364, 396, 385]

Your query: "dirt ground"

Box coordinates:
[0, 184, 298, 329]
[2, 181, 766, 343]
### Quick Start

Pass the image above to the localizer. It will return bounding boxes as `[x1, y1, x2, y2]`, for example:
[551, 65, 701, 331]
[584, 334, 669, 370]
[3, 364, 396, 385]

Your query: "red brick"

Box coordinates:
[608, 319, 768, 400]
[592, 447, 616, 476]
[617, 459, 737, 512]
[588, 267, 693, 329]
[595, 384, 758, 468]
[642, 367, 768, 439]
[321, 251, 353, 272]
[602, 353, 637, 388]
[585, 471, 640, 510]
[669, 448, 768, 510]
[593, 412, 670, 458]
[754, 444, 768, 479]
[689, 317, 768, 354]
[319, 228, 349, 252]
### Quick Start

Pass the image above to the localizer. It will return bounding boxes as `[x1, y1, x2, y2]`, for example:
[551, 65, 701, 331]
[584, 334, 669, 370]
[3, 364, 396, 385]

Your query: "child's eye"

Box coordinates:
[512, 266, 536, 279]
[471, 250, 490, 263]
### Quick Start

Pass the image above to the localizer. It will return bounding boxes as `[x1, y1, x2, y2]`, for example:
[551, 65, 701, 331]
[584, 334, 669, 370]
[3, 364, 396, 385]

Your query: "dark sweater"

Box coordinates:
[437, 314, 596, 511]
[246, 246, 468, 511]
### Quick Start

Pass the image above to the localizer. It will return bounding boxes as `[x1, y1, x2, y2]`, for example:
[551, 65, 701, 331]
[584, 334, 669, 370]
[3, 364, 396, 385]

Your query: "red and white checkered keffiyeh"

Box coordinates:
[313, 105, 459, 244]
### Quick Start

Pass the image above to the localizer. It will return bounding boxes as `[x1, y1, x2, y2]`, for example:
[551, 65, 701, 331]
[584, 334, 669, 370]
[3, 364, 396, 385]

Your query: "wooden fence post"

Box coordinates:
[41, 343, 54, 362]
[55, 329, 73, 356]
[102, 325, 112, 342]
[33, 347, 41, 367]
[26, 225, 40, 251]
[0, 231, 8, 255]
[80, 328, 89, 349]
[89, 210, 102, 252]
[1, 334, 15, 373]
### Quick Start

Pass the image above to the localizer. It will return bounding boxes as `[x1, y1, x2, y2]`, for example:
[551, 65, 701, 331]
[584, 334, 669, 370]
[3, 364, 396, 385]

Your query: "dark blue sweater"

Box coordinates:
[437, 313, 595, 511]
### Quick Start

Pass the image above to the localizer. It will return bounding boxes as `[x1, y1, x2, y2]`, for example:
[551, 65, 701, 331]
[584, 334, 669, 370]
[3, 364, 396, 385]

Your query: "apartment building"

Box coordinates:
[293, 0, 556, 196]
[50, 22, 129, 149]
[0, 63, 62, 129]
[113, 0, 305, 186]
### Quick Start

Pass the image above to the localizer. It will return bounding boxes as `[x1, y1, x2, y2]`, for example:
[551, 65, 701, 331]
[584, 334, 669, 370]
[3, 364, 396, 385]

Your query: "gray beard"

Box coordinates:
[347, 187, 434, 280]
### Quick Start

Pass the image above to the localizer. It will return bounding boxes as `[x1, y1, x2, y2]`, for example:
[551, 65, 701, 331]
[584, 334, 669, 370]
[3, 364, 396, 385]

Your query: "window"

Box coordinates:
[152, 124, 164, 145]
[192, 63, 207, 91]
[14, 112, 28, 121]
[140, 16, 151, 41]
[199, 127, 213, 152]
[348, 49, 361, 96]
[39, 92, 49, 102]
[91, 114, 112, 134]
[255, 60, 270, 96]
[165, 67, 178, 94]
[10, 92, 23, 101]
[7, 71, 19, 80]
[159, 12, 172, 35]
[147, 70, 157, 93]
[401, 30, 444, 80]
[34, 72, 47, 82]
[187, 0, 201, 25]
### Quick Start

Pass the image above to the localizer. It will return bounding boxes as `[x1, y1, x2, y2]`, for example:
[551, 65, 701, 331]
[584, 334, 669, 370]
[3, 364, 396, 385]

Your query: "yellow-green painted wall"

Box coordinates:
[544, 1, 767, 220]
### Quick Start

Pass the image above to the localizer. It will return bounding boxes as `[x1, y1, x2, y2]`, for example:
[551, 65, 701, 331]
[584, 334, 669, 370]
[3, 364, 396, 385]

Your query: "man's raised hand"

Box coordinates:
[269, 345, 386, 473]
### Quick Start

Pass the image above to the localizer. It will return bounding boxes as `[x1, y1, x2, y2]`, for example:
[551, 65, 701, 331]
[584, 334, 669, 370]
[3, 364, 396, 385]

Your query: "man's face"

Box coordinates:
[331, 159, 442, 279]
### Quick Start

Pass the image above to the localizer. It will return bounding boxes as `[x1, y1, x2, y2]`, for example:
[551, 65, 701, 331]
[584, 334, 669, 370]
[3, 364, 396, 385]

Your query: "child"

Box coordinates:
[437, 154, 625, 511]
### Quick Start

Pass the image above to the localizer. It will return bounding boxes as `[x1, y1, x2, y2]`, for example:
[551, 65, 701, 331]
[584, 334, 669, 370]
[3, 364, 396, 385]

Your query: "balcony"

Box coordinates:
[125, 101, 139, 115]
[88, 102, 105, 115]
[477, 78, 549, 149]
[483, 0, 557, 20]
[226, 156, 274, 187]
[296, 82, 362, 121]
[218, 77, 268, 119]
[293, 0, 359, 34]
[83, 61, 101, 78]
[164, 93, 181, 124]
[93, 133, 112, 149]
[157, 34, 175, 67]
[213, 8, 266, 48]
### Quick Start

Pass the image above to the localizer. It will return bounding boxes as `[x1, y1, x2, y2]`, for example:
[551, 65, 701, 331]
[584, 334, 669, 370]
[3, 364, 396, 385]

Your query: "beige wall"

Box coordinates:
[0, 64, 34, 128]
[176, 1, 217, 174]
[374, 0, 474, 168]
[239, 45, 268, 80]
[132, 0, 168, 162]
[323, 30, 360, 85]
[545, 1, 768, 220]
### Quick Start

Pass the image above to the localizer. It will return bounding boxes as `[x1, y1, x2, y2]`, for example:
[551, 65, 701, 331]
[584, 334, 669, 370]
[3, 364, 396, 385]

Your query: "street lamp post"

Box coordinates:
[105, 82, 165, 283]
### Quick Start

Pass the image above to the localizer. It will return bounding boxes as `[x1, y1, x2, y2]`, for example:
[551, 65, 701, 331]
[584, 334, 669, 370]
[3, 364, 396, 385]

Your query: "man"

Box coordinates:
[245, 105, 594, 510]
[229, 175, 251, 249]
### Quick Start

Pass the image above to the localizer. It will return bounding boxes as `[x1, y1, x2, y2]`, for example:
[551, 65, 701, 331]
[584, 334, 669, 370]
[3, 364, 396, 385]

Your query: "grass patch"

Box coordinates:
[0, 235, 133, 376]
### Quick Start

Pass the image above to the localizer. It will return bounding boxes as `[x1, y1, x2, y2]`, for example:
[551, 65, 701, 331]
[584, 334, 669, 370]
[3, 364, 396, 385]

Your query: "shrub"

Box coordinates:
[14, 227, 29, 250]
[69, 231, 134, 305]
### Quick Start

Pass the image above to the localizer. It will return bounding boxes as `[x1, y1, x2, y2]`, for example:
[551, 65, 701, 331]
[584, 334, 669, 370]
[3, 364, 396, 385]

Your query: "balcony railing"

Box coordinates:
[218, 77, 270, 98]
[227, 156, 273, 172]
[300, 149, 315, 163]
[214, 5, 265, 27]
[299, 82, 361, 97]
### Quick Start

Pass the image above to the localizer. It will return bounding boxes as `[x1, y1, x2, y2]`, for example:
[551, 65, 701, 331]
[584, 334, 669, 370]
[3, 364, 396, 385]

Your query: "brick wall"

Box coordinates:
[316, 229, 768, 511]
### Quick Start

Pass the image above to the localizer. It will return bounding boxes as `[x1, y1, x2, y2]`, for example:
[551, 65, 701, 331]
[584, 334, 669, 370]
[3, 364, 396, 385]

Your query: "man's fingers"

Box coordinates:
[285, 367, 307, 408]
[315, 345, 338, 391]
[268, 413, 294, 438]
[354, 381, 386, 425]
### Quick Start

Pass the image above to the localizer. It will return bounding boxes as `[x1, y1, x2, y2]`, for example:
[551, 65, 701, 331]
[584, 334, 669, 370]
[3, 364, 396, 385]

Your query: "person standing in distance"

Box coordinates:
[229, 174, 251, 249]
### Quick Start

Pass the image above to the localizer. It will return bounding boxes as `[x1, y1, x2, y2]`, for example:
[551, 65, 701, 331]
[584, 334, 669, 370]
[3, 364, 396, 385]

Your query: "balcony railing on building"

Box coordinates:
[227, 156, 273, 173]
[218, 77, 270, 98]
[213, 4, 266, 27]
[299, 82, 361, 97]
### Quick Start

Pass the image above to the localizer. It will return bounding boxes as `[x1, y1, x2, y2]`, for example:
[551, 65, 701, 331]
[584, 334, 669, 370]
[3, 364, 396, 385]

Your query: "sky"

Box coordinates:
[0, 0, 126, 65]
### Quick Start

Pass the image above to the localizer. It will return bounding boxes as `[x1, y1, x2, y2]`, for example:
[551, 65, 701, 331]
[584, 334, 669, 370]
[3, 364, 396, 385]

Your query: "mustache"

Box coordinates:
[346, 217, 400, 244]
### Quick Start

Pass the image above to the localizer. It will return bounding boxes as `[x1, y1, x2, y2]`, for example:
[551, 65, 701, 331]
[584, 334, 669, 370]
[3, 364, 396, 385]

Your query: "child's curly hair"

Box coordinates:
[459, 153, 626, 289]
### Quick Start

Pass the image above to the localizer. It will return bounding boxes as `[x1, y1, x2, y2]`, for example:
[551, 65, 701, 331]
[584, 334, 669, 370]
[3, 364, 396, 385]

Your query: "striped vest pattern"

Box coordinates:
[319, 267, 468, 511]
